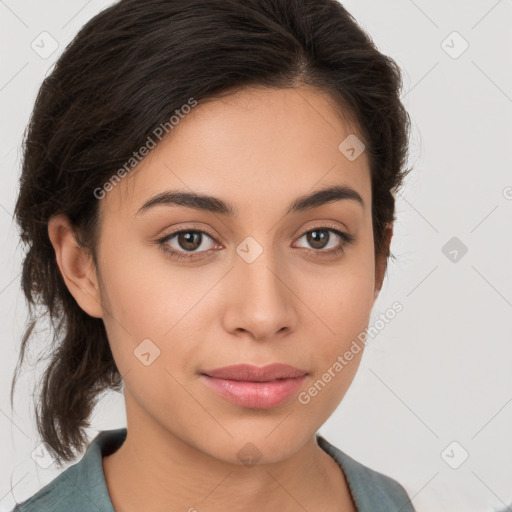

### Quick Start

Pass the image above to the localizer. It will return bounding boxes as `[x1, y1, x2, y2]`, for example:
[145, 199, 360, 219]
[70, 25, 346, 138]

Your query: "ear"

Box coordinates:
[47, 213, 103, 318]
[373, 223, 393, 303]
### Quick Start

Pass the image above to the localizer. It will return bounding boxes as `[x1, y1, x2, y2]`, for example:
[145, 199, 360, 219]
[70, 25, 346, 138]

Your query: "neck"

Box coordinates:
[102, 395, 355, 512]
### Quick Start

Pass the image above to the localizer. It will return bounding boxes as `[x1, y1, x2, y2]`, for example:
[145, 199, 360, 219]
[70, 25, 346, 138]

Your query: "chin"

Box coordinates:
[185, 420, 314, 467]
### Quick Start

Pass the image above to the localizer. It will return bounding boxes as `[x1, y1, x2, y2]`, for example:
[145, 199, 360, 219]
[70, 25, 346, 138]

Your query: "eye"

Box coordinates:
[156, 229, 220, 261]
[156, 225, 355, 262]
[293, 226, 355, 257]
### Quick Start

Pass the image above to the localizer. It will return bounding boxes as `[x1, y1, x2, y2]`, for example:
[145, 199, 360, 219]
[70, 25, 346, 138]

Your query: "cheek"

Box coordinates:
[97, 237, 223, 374]
[98, 234, 193, 335]
[301, 252, 375, 407]
[297, 267, 374, 419]
[306, 250, 375, 339]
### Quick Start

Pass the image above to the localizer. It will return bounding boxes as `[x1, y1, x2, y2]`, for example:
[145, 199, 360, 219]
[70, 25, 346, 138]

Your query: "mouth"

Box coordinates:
[199, 363, 308, 409]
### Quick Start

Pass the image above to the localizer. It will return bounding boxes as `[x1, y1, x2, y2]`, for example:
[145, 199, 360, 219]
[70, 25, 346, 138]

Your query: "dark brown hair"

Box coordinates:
[11, 0, 412, 466]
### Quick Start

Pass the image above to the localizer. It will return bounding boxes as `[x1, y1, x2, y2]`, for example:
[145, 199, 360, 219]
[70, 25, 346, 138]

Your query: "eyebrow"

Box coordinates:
[135, 184, 364, 217]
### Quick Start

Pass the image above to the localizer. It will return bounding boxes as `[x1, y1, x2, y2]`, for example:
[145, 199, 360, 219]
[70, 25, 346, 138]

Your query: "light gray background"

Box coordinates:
[1, 1, 511, 511]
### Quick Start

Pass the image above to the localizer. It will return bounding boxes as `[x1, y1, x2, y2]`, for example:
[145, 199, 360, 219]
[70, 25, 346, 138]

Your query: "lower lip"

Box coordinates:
[200, 374, 307, 409]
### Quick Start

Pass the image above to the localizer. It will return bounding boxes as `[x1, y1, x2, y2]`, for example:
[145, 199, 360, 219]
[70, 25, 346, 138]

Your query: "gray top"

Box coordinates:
[12, 428, 416, 511]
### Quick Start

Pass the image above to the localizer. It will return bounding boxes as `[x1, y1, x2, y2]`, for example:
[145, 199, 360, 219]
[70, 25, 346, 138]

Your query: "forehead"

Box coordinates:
[100, 85, 371, 220]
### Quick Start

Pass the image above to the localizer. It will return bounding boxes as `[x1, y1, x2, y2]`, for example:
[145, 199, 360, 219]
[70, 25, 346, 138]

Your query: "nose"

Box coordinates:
[222, 250, 298, 341]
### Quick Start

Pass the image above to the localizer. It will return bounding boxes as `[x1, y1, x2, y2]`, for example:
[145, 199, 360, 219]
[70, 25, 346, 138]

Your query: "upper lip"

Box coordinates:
[201, 363, 308, 382]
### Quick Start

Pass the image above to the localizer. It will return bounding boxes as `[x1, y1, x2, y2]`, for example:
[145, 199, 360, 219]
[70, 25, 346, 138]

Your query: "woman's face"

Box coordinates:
[92, 85, 386, 464]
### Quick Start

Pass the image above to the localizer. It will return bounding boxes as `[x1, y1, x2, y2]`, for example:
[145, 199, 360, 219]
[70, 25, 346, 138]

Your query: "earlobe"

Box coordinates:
[47, 213, 103, 318]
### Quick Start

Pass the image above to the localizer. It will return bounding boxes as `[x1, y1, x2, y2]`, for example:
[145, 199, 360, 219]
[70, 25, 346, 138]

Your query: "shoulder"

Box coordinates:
[10, 429, 126, 512]
[11, 463, 86, 512]
[317, 434, 416, 511]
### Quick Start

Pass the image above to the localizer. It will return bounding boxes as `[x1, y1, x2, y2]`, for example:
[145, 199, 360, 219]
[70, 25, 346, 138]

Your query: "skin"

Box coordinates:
[48, 84, 392, 512]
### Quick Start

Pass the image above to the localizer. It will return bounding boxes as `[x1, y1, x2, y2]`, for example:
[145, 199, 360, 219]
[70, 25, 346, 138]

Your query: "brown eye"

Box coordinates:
[305, 229, 331, 250]
[294, 227, 354, 256]
[157, 229, 220, 261]
[176, 231, 202, 251]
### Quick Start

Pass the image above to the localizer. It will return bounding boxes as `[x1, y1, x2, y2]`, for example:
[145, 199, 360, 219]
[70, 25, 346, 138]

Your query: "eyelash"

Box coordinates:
[156, 225, 355, 262]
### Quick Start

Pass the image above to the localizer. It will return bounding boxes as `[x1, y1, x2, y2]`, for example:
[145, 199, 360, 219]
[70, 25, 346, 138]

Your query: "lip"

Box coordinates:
[200, 364, 308, 409]
[202, 363, 308, 381]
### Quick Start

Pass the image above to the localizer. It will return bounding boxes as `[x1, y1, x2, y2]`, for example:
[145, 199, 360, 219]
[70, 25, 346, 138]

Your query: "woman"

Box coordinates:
[10, 0, 415, 510]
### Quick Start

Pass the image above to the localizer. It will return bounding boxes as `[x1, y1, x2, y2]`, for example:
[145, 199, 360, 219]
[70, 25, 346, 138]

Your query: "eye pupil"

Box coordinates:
[178, 231, 201, 251]
[307, 230, 329, 249]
